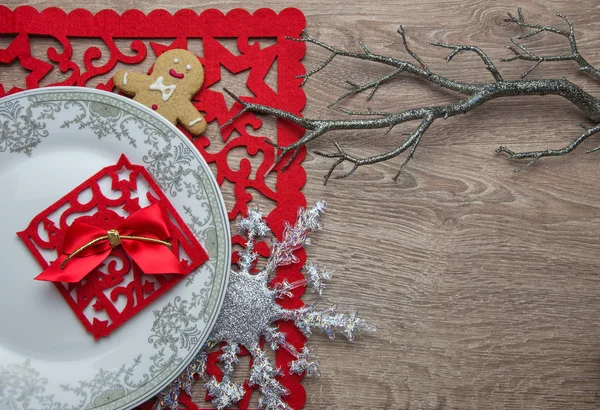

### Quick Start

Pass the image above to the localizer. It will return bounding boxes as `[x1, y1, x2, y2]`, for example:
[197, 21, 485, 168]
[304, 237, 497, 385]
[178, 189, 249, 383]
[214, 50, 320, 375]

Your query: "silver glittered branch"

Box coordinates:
[221, 8, 600, 184]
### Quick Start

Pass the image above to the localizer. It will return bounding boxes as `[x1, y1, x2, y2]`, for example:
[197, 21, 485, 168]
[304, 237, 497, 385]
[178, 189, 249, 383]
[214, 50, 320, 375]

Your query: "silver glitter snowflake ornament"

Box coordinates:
[154, 201, 373, 410]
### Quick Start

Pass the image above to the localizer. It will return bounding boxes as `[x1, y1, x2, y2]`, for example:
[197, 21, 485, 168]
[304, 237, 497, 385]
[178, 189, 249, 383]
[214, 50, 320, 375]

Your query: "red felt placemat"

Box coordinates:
[0, 6, 307, 409]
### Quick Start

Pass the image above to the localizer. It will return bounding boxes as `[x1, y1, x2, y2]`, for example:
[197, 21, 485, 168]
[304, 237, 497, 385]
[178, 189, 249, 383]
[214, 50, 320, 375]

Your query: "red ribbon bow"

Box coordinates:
[36, 204, 184, 282]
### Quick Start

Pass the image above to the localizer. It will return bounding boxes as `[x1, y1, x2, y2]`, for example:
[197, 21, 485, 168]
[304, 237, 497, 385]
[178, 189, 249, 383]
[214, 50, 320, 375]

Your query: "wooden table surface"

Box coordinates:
[5, 0, 600, 408]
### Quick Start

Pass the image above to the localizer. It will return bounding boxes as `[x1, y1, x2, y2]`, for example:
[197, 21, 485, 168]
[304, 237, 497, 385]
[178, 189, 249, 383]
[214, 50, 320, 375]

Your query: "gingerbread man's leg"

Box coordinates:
[113, 70, 150, 96]
[178, 102, 207, 135]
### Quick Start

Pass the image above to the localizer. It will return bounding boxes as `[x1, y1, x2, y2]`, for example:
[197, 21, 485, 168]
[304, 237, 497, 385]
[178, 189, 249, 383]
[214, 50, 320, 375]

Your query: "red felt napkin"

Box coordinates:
[18, 155, 209, 339]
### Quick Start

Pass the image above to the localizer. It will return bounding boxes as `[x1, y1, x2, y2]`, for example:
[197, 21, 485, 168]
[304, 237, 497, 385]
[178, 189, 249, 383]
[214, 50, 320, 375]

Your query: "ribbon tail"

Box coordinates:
[35, 250, 112, 282]
[123, 241, 185, 275]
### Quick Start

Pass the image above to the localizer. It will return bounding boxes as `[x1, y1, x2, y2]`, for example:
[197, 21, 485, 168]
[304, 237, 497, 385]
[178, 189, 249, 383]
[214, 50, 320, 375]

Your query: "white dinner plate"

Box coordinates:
[0, 87, 230, 410]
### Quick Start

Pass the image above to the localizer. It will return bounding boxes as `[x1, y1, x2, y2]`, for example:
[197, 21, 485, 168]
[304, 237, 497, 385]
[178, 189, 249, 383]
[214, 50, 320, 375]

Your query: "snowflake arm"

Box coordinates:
[265, 201, 327, 273]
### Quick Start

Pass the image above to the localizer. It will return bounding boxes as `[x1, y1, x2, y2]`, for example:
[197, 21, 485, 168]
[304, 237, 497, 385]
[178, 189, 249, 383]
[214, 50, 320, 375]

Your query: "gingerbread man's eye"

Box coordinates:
[173, 58, 179, 64]
[186, 64, 192, 71]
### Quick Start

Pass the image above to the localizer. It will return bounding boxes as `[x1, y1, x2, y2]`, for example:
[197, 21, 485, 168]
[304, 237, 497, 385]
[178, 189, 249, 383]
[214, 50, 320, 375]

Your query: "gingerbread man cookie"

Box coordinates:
[113, 49, 207, 135]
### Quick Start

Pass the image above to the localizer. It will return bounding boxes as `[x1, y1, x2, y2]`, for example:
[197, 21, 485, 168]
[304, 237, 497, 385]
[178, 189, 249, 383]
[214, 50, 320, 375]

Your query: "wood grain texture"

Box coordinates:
[4, 0, 600, 408]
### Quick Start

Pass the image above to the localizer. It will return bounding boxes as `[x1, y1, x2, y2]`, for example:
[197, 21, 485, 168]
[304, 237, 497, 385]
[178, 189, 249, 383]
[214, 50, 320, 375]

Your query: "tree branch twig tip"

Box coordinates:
[586, 146, 600, 154]
[222, 88, 244, 104]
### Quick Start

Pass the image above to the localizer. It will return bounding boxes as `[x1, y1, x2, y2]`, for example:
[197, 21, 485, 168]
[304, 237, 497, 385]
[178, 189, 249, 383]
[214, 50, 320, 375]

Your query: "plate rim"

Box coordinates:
[0, 86, 231, 410]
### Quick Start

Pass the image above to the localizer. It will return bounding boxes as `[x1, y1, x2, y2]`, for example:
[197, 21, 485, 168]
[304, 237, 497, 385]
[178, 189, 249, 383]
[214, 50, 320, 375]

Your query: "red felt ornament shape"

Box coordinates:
[18, 155, 209, 339]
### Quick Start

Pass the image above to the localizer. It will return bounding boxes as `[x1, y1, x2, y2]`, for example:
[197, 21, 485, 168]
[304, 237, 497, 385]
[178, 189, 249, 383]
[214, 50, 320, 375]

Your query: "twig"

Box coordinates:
[394, 128, 424, 181]
[313, 116, 434, 184]
[496, 123, 600, 165]
[431, 42, 504, 82]
[328, 68, 403, 107]
[500, 8, 600, 80]
[397, 25, 428, 70]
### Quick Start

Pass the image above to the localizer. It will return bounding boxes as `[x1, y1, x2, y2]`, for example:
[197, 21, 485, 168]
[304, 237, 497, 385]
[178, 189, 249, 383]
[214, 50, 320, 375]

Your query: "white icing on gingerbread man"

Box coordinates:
[113, 49, 207, 135]
[188, 117, 204, 127]
[149, 76, 176, 102]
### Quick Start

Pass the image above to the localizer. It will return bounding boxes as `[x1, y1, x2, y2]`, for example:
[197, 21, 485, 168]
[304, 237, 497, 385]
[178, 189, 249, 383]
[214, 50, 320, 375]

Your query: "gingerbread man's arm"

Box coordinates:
[113, 70, 149, 95]
[178, 102, 207, 135]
